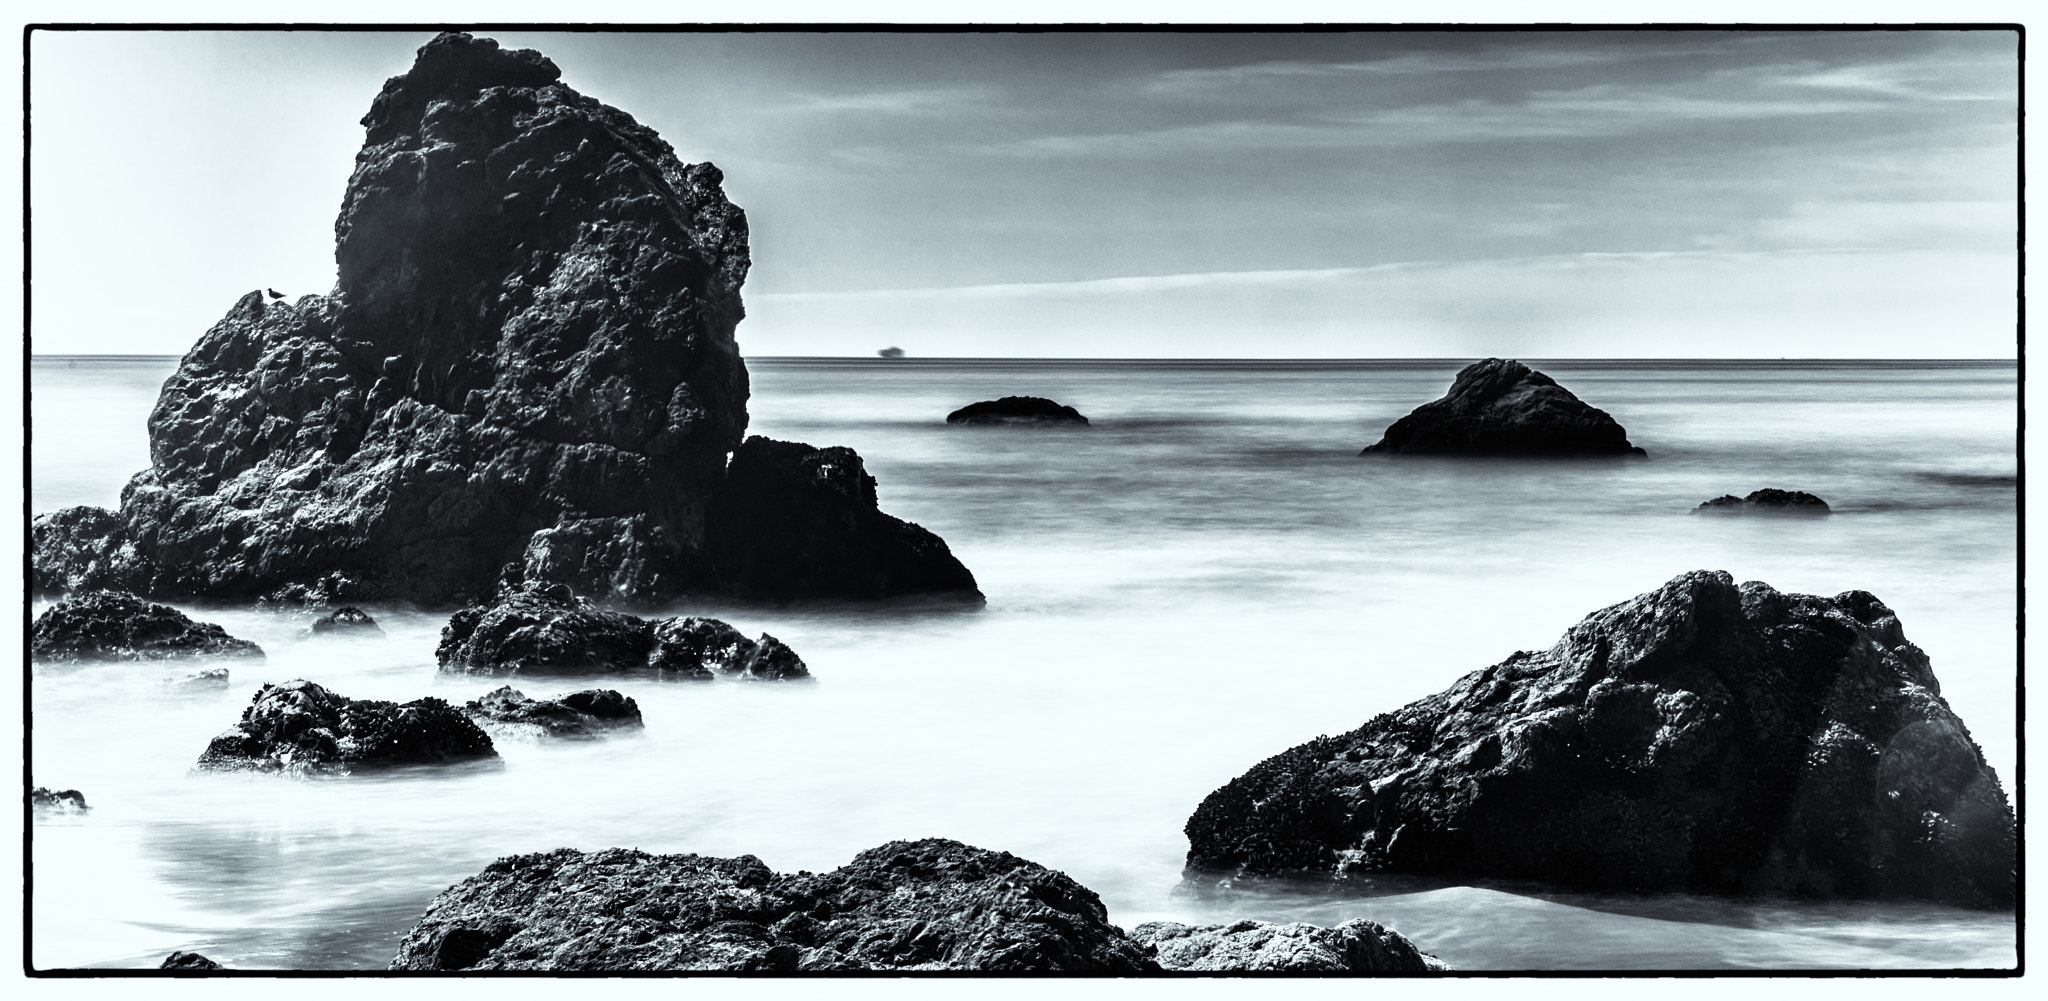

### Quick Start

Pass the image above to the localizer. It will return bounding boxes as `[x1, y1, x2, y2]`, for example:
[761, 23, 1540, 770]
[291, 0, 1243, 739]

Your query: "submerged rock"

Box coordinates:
[31, 591, 264, 664]
[1695, 489, 1832, 515]
[31, 787, 89, 815]
[437, 582, 810, 680]
[162, 667, 233, 693]
[463, 686, 644, 739]
[1131, 919, 1447, 972]
[159, 951, 223, 971]
[195, 679, 497, 776]
[1183, 571, 2014, 909]
[946, 396, 1090, 425]
[308, 606, 385, 637]
[389, 838, 1157, 971]
[32, 32, 977, 610]
[1362, 358, 1645, 456]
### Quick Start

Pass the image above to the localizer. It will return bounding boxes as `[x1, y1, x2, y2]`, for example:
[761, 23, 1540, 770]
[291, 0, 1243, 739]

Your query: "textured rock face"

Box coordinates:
[160, 951, 223, 971]
[389, 838, 1157, 971]
[946, 396, 1090, 425]
[463, 686, 643, 739]
[31, 787, 89, 815]
[32, 32, 976, 609]
[31, 591, 264, 664]
[196, 679, 498, 776]
[1131, 919, 1446, 972]
[1183, 571, 2014, 909]
[437, 582, 810, 680]
[1696, 489, 1832, 515]
[1363, 358, 1645, 456]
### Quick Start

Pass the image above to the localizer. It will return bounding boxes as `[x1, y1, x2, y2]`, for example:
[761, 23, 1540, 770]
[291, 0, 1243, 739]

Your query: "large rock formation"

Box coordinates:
[1362, 358, 1645, 456]
[31, 591, 264, 664]
[389, 838, 1158, 971]
[196, 679, 497, 776]
[1183, 571, 2014, 909]
[945, 396, 1089, 425]
[1130, 919, 1447, 972]
[32, 32, 978, 609]
[436, 581, 809, 680]
[1695, 489, 1832, 515]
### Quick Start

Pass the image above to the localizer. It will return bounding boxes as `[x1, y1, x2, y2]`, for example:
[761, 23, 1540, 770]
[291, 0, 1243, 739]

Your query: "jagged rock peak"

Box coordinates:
[361, 33, 562, 142]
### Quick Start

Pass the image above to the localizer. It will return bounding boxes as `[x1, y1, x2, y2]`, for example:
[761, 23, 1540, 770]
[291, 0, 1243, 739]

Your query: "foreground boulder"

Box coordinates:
[463, 686, 643, 739]
[1132, 919, 1446, 972]
[32, 32, 977, 609]
[160, 951, 223, 971]
[437, 582, 810, 680]
[1183, 571, 2014, 909]
[390, 839, 1156, 971]
[946, 396, 1089, 425]
[31, 787, 89, 815]
[31, 591, 263, 664]
[1362, 358, 1645, 456]
[196, 679, 497, 776]
[1695, 489, 1831, 515]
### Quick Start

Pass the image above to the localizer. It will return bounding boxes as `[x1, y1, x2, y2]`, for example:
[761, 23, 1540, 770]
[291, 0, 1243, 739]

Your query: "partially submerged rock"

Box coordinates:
[160, 951, 223, 971]
[162, 667, 232, 693]
[31, 591, 263, 665]
[1183, 571, 2014, 909]
[1695, 489, 1832, 515]
[389, 838, 1156, 971]
[946, 396, 1090, 425]
[31, 787, 88, 815]
[437, 582, 810, 680]
[463, 686, 643, 740]
[1362, 358, 1645, 456]
[196, 679, 497, 776]
[308, 606, 384, 637]
[1132, 919, 1447, 972]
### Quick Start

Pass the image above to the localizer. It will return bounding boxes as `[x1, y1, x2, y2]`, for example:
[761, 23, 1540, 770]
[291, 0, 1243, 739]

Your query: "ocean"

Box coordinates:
[26, 355, 2019, 971]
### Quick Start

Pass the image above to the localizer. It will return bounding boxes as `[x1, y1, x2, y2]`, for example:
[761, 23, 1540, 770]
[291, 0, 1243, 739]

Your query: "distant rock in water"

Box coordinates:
[877, 346, 905, 359]
[437, 581, 810, 681]
[196, 679, 498, 776]
[1183, 571, 2014, 909]
[162, 667, 233, 693]
[30, 31, 977, 610]
[1694, 489, 1831, 515]
[31, 787, 89, 815]
[1131, 919, 1447, 972]
[462, 686, 643, 740]
[946, 396, 1090, 425]
[308, 606, 384, 637]
[1362, 358, 1645, 456]
[160, 951, 224, 970]
[390, 838, 1159, 971]
[31, 591, 264, 665]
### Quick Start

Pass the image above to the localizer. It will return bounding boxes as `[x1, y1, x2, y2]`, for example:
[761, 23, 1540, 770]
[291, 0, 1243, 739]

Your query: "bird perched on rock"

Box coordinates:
[266, 288, 284, 300]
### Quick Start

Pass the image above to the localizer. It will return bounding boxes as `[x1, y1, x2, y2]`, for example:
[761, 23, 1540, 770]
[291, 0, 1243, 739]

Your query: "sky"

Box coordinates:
[26, 28, 2020, 357]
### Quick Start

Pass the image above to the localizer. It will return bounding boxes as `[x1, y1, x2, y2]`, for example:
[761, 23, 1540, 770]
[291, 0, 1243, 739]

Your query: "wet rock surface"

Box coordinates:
[1183, 571, 2014, 909]
[1695, 489, 1832, 515]
[1363, 358, 1646, 456]
[195, 679, 497, 776]
[31, 506, 149, 598]
[162, 667, 233, 693]
[437, 582, 810, 680]
[32, 787, 89, 815]
[463, 686, 643, 739]
[946, 396, 1090, 425]
[31, 591, 264, 665]
[309, 606, 384, 637]
[160, 951, 223, 970]
[1132, 919, 1447, 972]
[390, 838, 1157, 971]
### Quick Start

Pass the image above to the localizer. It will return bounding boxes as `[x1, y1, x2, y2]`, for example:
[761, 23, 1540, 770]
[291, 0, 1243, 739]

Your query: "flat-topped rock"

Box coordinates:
[1363, 358, 1645, 456]
[1184, 571, 2013, 909]
[1132, 919, 1447, 972]
[437, 582, 810, 680]
[946, 396, 1090, 425]
[463, 686, 643, 739]
[196, 679, 498, 776]
[31, 591, 264, 665]
[1695, 489, 1831, 515]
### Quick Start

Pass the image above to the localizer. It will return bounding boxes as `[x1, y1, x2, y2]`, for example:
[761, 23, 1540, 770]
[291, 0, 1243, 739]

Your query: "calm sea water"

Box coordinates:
[27, 356, 2018, 971]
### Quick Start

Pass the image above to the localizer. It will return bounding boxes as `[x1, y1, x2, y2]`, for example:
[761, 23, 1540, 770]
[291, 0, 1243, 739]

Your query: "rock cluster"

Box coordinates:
[945, 396, 1090, 425]
[31, 591, 263, 665]
[30, 31, 978, 610]
[1130, 919, 1447, 972]
[1695, 489, 1832, 515]
[1363, 358, 1645, 456]
[196, 679, 498, 776]
[1183, 571, 2014, 909]
[31, 787, 89, 815]
[436, 582, 809, 680]
[463, 686, 643, 740]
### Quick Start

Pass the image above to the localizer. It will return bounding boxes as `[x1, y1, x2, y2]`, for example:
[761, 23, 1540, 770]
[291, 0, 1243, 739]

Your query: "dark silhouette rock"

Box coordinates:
[389, 838, 1157, 971]
[160, 951, 223, 970]
[946, 396, 1089, 425]
[195, 679, 497, 776]
[1183, 571, 2014, 910]
[309, 606, 384, 637]
[463, 686, 643, 739]
[438, 582, 810, 680]
[31, 591, 264, 665]
[31, 32, 976, 611]
[31, 787, 89, 815]
[1132, 919, 1447, 972]
[1695, 489, 1832, 515]
[163, 667, 233, 692]
[705, 437, 982, 604]
[1362, 358, 1645, 456]
[877, 346, 905, 359]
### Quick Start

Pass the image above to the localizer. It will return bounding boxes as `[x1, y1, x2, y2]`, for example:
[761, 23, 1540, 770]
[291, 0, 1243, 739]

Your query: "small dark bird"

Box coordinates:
[267, 288, 284, 300]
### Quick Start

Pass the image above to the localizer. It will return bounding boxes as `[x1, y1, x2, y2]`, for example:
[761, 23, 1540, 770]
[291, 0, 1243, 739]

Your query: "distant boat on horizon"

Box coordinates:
[878, 346, 906, 359]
